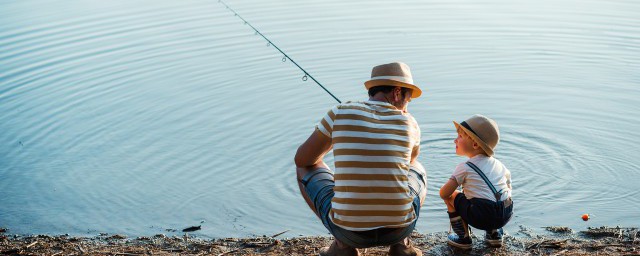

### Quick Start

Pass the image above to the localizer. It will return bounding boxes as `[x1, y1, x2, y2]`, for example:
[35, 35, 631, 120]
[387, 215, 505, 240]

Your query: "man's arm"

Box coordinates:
[410, 145, 420, 164]
[294, 130, 332, 168]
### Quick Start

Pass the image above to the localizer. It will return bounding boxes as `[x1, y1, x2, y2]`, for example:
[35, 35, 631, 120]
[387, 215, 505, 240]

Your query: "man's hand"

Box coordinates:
[410, 145, 420, 164]
[294, 130, 332, 168]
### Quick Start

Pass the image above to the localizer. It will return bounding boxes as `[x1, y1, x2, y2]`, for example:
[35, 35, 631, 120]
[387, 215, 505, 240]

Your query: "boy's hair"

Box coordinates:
[457, 127, 489, 155]
[456, 127, 472, 140]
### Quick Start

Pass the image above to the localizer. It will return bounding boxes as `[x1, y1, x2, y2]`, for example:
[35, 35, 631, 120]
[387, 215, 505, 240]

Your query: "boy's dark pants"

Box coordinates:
[454, 193, 513, 231]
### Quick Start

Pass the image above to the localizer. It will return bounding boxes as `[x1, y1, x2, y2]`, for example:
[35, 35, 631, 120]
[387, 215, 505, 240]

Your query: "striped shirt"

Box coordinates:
[316, 100, 421, 231]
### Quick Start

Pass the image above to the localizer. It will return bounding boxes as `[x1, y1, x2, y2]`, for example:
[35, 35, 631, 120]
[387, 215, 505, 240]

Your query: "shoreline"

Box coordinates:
[1, 226, 637, 255]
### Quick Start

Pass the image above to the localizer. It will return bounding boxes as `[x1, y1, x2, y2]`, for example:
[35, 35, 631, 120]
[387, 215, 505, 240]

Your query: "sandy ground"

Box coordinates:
[0, 226, 638, 255]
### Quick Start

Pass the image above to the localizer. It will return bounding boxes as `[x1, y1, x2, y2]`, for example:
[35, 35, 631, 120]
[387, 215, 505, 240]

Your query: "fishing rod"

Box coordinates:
[217, 0, 342, 103]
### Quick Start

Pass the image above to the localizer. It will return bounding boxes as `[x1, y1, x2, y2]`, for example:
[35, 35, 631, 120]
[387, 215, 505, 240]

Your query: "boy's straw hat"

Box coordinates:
[364, 62, 423, 98]
[453, 115, 500, 156]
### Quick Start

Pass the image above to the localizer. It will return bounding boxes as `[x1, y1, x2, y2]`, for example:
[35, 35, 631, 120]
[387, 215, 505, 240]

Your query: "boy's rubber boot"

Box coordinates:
[319, 239, 359, 256]
[485, 228, 504, 247]
[447, 211, 472, 250]
[388, 237, 423, 256]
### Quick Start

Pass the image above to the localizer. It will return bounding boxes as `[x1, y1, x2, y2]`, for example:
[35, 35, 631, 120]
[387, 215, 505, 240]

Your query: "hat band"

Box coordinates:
[369, 75, 414, 84]
[460, 121, 480, 137]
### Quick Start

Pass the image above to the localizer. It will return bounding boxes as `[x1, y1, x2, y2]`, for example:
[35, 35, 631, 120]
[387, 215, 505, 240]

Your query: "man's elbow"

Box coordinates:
[294, 146, 305, 167]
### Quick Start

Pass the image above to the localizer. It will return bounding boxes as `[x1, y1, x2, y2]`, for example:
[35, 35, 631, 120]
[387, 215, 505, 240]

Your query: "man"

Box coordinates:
[295, 62, 427, 256]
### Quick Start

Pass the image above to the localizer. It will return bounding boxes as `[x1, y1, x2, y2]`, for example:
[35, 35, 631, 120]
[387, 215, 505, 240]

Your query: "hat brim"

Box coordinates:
[453, 121, 494, 156]
[364, 79, 422, 98]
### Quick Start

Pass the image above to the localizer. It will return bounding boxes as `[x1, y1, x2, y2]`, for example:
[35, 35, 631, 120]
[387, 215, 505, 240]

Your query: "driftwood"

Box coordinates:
[271, 229, 290, 238]
[527, 239, 568, 249]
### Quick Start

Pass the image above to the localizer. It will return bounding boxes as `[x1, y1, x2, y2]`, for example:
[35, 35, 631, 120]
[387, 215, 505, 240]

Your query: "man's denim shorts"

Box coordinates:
[300, 165, 427, 248]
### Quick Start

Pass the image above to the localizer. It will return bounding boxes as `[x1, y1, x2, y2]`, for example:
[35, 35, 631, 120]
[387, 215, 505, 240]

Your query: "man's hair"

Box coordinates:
[368, 85, 410, 97]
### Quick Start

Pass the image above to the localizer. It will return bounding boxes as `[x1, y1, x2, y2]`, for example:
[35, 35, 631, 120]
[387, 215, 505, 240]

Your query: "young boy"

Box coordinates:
[439, 114, 513, 249]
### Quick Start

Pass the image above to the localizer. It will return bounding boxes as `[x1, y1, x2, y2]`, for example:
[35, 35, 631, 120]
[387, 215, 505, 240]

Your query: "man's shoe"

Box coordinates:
[485, 228, 503, 247]
[388, 238, 422, 256]
[319, 240, 359, 256]
[447, 233, 472, 250]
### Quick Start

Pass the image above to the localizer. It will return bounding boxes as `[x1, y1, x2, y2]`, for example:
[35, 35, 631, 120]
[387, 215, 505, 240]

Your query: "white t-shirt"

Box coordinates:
[451, 155, 512, 202]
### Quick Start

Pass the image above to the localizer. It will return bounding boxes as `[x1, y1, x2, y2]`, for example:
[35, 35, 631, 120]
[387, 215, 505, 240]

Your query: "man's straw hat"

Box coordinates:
[453, 115, 500, 156]
[364, 62, 422, 98]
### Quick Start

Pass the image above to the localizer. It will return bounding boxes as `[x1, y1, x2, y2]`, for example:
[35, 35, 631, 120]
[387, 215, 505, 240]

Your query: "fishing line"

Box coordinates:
[217, 0, 342, 103]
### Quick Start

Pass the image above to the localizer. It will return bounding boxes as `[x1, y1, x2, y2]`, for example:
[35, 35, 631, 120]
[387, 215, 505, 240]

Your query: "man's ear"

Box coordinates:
[394, 87, 402, 100]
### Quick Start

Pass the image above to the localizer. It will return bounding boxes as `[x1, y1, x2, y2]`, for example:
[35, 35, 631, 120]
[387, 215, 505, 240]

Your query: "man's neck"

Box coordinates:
[369, 95, 389, 103]
[369, 95, 406, 112]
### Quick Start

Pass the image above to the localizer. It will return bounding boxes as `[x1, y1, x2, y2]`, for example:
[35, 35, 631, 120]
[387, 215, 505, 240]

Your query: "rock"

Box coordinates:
[582, 226, 625, 238]
[545, 226, 573, 233]
[182, 225, 201, 232]
[108, 234, 127, 240]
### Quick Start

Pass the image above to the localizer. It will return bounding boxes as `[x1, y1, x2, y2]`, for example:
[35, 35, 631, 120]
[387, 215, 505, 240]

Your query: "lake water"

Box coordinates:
[1, 0, 639, 238]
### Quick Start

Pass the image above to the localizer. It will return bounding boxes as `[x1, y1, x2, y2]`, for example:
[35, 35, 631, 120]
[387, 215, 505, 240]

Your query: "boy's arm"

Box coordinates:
[439, 178, 459, 200]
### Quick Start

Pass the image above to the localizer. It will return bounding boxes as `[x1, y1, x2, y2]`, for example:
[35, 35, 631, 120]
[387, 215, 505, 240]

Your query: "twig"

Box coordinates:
[76, 244, 86, 254]
[162, 248, 183, 252]
[95, 252, 142, 256]
[527, 239, 568, 249]
[540, 240, 567, 248]
[51, 252, 62, 256]
[217, 248, 239, 255]
[246, 242, 273, 246]
[271, 230, 290, 238]
[527, 241, 542, 250]
[552, 249, 568, 256]
[587, 243, 628, 250]
[25, 241, 38, 249]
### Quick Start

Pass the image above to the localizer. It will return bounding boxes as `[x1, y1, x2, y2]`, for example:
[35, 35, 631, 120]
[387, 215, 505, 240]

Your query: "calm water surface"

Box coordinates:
[1, 0, 639, 238]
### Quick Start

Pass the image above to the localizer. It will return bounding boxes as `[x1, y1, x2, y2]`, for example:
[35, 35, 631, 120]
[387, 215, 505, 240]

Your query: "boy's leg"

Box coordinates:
[443, 191, 472, 249]
[443, 190, 459, 212]
[485, 228, 504, 247]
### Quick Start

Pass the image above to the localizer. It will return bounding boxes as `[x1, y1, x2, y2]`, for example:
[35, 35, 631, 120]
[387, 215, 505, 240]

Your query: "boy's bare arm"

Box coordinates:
[439, 178, 459, 200]
[294, 130, 332, 168]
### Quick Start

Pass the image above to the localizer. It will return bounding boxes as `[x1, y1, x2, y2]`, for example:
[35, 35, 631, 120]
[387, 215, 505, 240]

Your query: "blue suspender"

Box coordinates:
[466, 162, 503, 202]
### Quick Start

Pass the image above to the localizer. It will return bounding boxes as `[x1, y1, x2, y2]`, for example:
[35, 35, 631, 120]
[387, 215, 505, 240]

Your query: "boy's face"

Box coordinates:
[454, 129, 476, 157]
